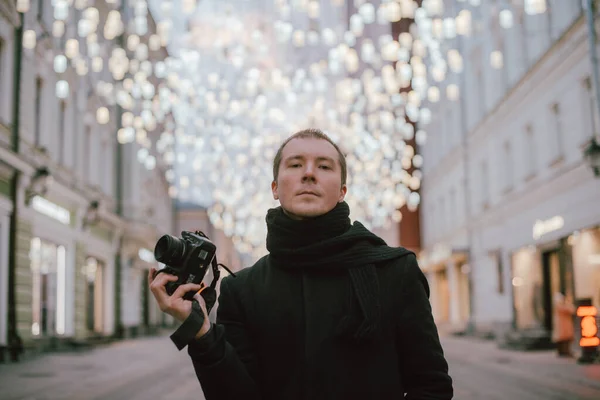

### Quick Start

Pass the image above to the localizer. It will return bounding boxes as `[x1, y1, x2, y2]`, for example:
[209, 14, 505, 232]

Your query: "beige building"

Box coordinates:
[0, 1, 175, 362]
[419, 1, 599, 351]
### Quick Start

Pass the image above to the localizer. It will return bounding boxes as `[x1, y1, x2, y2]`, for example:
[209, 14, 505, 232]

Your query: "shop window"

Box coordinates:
[512, 247, 544, 330]
[30, 238, 67, 336]
[569, 228, 600, 312]
[512, 244, 574, 333]
[436, 269, 450, 323]
[83, 257, 104, 334]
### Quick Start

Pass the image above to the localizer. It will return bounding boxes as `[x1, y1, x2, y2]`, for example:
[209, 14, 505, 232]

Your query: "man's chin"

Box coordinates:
[283, 203, 332, 219]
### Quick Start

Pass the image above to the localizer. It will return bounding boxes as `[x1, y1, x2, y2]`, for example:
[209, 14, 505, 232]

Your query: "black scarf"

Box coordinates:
[266, 201, 412, 343]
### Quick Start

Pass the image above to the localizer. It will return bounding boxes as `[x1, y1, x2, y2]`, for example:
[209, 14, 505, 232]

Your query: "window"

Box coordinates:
[37, 0, 44, 21]
[518, 8, 530, 73]
[59, 101, 66, 163]
[469, 46, 486, 124]
[30, 238, 68, 336]
[581, 77, 598, 144]
[497, 37, 508, 93]
[491, 9, 507, 95]
[512, 247, 544, 330]
[476, 69, 485, 119]
[525, 124, 536, 178]
[546, 0, 555, 40]
[503, 141, 513, 190]
[35, 78, 43, 147]
[549, 102, 563, 162]
[481, 160, 489, 208]
[84, 125, 91, 182]
[494, 251, 504, 294]
[83, 257, 104, 333]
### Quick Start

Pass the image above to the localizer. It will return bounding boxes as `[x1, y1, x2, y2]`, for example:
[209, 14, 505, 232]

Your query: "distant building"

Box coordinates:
[419, 1, 599, 349]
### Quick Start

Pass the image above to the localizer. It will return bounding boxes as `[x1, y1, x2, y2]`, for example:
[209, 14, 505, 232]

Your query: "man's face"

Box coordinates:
[271, 137, 347, 219]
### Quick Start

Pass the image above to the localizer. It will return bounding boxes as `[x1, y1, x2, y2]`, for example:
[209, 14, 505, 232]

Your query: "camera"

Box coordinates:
[153, 230, 217, 301]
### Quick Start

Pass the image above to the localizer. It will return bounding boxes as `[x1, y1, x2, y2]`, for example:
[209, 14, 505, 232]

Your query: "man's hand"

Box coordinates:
[148, 268, 211, 338]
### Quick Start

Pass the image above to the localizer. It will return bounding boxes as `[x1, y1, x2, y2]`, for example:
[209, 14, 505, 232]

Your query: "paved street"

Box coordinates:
[444, 336, 600, 400]
[0, 332, 599, 399]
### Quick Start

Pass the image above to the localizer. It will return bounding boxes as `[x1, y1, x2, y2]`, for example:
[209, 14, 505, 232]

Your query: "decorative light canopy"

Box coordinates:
[26, 0, 548, 260]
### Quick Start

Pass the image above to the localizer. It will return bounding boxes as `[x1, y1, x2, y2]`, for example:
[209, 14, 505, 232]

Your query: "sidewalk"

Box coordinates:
[0, 332, 598, 400]
[441, 334, 600, 400]
[0, 331, 204, 400]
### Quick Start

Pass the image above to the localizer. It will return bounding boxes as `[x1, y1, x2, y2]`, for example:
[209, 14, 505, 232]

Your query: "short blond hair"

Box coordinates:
[272, 129, 347, 185]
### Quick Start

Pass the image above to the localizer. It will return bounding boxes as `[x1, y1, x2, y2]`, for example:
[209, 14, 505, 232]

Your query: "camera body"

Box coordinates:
[153, 231, 217, 301]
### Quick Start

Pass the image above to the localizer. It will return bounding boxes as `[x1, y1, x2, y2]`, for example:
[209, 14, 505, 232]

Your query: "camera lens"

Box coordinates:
[154, 234, 186, 265]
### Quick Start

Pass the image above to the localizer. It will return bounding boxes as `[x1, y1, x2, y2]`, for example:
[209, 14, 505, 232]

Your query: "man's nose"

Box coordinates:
[302, 163, 316, 182]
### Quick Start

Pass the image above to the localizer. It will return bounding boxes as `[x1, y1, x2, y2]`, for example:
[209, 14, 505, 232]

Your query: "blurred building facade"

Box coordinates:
[0, 0, 20, 362]
[420, 1, 600, 348]
[0, 1, 175, 362]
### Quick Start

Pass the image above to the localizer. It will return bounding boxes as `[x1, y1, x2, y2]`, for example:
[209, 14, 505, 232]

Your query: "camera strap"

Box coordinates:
[170, 299, 206, 351]
[170, 256, 234, 350]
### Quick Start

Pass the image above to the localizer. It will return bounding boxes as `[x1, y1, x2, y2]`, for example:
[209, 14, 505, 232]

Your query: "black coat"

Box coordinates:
[188, 253, 453, 399]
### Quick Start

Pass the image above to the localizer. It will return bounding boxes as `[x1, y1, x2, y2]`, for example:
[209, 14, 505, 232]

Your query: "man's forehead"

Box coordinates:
[281, 137, 338, 159]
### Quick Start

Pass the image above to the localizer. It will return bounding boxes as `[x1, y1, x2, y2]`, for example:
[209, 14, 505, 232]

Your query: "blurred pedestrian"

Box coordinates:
[150, 128, 453, 399]
[552, 292, 575, 357]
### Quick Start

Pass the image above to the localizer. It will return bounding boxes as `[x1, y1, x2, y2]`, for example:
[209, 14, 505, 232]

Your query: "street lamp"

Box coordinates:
[25, 166, 52, 204]
[82, 200, 100, 229]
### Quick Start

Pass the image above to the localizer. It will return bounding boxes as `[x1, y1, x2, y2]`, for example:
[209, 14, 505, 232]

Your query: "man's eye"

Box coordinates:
[290, 164, 301, 168]
[319, 165, 331, 170]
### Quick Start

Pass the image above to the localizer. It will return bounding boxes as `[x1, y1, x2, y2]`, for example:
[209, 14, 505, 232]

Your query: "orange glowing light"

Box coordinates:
[577, 306, 597, 317]
[581, 316, 598, 338]
[580, 337, 600, 347]
[578, 305, 599, 348]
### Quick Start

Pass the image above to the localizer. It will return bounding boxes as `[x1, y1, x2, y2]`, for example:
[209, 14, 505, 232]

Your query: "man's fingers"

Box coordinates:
[149, 272, 178, 292]
[172, 282, 203, 299]
[148, 273, 179, 309]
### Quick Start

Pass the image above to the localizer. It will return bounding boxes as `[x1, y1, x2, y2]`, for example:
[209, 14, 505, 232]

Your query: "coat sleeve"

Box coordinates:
[396, 254, 454, 400]
[188, 275, 262, 400]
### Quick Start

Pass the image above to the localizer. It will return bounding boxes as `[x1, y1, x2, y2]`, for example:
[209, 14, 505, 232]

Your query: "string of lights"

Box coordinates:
[15, 0, 551, 258]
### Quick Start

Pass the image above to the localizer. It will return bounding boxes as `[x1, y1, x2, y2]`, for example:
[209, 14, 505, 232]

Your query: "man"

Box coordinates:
[149, 129, 453, 399]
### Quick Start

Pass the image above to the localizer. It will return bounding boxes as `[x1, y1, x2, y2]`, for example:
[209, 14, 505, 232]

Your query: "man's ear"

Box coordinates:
[338, 184, 347, 202]
[271, 180, 279, 200]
